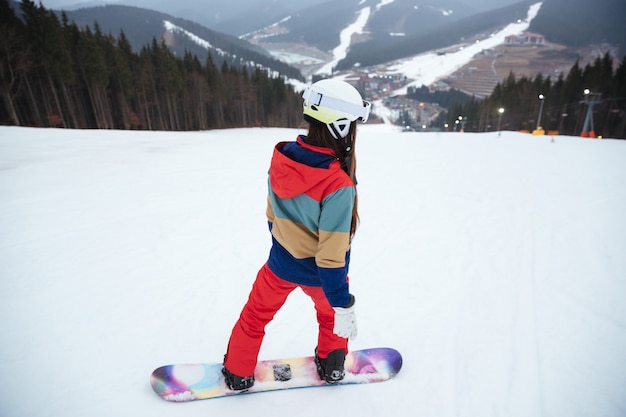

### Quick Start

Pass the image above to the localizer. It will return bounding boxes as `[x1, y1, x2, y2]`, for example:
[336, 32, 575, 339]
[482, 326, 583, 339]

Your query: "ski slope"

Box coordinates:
[315, 1, 542, 85]
[1, 125, 625, 417]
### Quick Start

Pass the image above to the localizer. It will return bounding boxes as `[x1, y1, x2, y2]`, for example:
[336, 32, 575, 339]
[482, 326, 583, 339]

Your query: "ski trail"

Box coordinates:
[390, 2, 543, 94]
[316, 7, 371, 75]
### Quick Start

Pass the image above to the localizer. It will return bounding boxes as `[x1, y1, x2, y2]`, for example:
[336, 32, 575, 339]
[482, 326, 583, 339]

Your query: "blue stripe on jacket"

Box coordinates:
[280, 141, 335, 168]
[267, 235, 351, 307]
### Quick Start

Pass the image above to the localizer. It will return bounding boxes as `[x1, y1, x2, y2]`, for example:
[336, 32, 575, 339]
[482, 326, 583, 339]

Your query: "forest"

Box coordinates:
[436, 54, 626, 138]
[0, 0, 303, 130]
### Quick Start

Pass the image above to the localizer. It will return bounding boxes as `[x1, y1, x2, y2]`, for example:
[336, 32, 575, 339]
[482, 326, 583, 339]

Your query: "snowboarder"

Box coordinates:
[222, 79, 370, 391]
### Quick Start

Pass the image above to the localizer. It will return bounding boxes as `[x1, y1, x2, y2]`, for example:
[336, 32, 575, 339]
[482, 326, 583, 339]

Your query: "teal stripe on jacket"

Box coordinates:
[270, 185, 354, 234]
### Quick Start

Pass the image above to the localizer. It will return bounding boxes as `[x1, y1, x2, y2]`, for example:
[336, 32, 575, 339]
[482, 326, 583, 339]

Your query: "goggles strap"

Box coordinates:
[304, 87, 370, 122]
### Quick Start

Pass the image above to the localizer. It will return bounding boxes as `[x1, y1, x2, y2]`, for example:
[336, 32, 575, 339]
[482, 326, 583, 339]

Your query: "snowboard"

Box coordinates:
[150, 347, 402, 402]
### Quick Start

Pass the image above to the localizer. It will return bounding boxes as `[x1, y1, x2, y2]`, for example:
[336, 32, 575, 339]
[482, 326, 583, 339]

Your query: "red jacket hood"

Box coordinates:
[269, 138, 347, 200]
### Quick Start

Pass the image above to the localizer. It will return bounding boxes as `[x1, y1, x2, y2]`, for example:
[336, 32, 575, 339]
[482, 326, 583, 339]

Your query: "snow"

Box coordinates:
[314, 0, 405, 75]
[313, 2, 542, 91]
[164, 21, 215, 51]
[389, 2, 543, 94]
[268, 51, 324, 66]
[317, 6, 372, 75]
[241, 16, 293, 41]
[164, 20, 231, 59]
[375, 0, 395, 11]
[1, 124, 626, 417]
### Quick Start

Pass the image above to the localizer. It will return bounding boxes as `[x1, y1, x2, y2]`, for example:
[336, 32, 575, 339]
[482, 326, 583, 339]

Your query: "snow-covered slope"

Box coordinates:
[1, 125, 625, 416]
[388, 2, 542, 92]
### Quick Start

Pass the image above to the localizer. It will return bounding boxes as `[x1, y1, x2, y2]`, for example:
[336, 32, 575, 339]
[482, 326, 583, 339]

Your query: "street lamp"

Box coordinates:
[497, 107, 505, 136]
[536, 94, 545, 130]
[581, 89, 601, 138]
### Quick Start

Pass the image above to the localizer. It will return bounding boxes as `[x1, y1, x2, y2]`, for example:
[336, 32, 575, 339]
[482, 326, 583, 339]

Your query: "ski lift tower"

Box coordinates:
[580, 89, 602, 138]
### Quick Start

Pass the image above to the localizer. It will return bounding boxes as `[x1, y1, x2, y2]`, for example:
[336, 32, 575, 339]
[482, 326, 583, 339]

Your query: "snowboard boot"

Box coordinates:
[314, 348, 346, 383]
[221, 366, 255, 391]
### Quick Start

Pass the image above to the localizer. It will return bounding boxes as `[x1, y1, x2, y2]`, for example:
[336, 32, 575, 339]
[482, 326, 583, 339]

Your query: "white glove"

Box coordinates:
[333, 296, 358, 339]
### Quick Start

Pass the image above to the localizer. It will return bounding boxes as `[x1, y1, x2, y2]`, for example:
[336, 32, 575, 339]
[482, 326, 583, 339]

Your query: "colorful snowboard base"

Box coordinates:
[150, 347, 402, 401]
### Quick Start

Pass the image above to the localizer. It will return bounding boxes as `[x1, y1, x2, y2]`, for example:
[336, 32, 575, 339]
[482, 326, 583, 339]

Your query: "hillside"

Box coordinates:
[337, 0, 535, 71]
[1, 0, 304, 129]
[529, 0, 626, 54]
[341, 0, 625, 71]
[440, 41, 605, 99]
[57, 5, 304, 80]
[246, 0, 476, 53]
[122, 0, 330, 35]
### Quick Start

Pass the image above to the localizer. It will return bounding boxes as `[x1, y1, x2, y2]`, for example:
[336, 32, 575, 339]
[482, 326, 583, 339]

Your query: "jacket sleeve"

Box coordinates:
[316, 186, 355, 307]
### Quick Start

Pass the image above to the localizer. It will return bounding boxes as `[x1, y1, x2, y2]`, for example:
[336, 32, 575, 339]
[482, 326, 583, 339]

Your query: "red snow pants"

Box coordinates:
[224, 263, 348, 377]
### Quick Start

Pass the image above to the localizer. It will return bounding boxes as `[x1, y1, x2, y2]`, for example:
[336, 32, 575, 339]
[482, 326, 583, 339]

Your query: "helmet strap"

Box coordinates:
[327, 119, 351, 140]
[341, 138, 355, 178]
[342, 134, 353, 155]
[303, 114, 354, 160]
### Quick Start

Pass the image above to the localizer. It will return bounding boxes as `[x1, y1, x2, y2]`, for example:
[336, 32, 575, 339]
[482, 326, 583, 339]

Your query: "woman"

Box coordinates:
[222, 79, 370, 391]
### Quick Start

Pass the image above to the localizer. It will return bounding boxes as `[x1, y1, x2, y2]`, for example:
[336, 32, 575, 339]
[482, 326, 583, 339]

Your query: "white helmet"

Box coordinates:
[302, 79, 370, 139]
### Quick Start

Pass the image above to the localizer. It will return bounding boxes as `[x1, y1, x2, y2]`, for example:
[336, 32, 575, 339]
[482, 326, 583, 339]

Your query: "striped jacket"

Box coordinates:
[266, 136, 355, 307]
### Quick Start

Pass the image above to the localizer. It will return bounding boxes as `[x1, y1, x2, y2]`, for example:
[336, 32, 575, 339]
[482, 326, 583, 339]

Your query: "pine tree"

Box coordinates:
[0, 0, 316, 131]
[0, 0, 28, 125]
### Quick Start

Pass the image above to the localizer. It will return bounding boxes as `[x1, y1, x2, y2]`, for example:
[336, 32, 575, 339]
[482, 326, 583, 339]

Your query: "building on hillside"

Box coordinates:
[504, 32, 545, 46]
[355, 73, 406, 99]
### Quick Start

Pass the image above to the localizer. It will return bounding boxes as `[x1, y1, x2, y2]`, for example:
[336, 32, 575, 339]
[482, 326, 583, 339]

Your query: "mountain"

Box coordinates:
[528, 0, 626, 50]
[85, 0, 524, 37]
[336, 0, 535, 70]
[50, 0, 527, 53]
[22, 0, 623, 87]
[112, 0, 331, 33]
[239, 0, 481, 53]
[336, 0, 625, 70]
[241, 0, 623, 76]
[54, 5, 304, 80]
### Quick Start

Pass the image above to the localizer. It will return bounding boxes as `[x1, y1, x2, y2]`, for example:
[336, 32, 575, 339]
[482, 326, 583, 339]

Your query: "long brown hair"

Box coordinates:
[304, 121, 359, 239]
